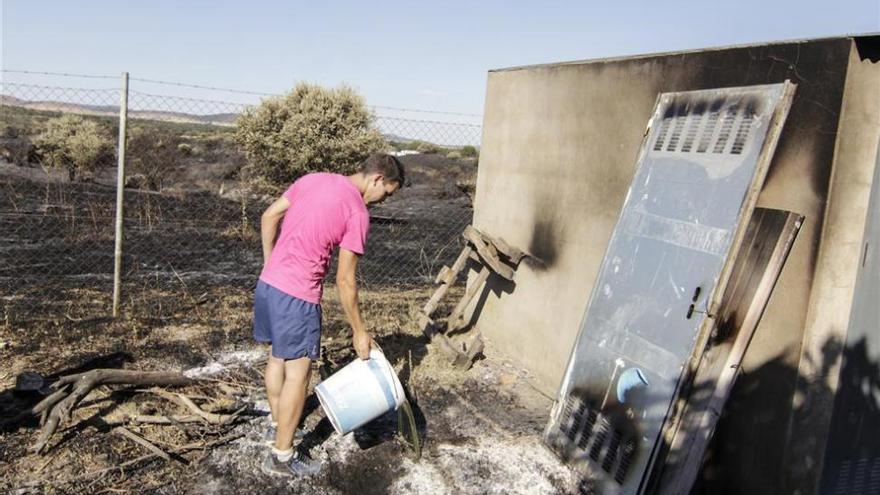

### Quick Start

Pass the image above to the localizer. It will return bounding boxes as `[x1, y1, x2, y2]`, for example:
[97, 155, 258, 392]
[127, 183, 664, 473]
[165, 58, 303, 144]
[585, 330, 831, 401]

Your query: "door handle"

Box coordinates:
[686, 286, 702, 319]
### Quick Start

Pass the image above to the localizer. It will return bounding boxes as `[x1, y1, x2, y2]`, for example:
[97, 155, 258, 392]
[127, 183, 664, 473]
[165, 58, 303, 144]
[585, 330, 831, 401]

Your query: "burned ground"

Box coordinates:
[0, 285, 577, 494]
[0, 151, 476, 321]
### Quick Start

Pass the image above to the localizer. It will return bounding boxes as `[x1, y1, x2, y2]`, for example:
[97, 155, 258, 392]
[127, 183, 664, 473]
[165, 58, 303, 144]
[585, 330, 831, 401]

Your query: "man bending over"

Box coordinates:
[253, 153, 404, 477]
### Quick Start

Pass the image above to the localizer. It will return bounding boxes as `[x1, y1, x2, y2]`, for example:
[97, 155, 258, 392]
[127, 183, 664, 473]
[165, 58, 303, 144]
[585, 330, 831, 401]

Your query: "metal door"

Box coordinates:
[545, 83, 795, 494]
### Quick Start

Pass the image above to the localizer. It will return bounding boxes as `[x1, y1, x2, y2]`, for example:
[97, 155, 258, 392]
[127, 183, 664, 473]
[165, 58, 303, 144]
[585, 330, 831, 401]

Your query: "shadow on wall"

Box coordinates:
[818, 337, 880, 494]
[449, 266, 517, 338]
[692, 335, 880, 495]
[856, 35, 880, 63]
[457, 187, 565, 332]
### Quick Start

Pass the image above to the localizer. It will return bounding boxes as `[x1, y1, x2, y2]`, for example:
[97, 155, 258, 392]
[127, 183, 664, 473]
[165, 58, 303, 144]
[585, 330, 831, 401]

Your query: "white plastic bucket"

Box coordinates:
[315, 348, 406, 435]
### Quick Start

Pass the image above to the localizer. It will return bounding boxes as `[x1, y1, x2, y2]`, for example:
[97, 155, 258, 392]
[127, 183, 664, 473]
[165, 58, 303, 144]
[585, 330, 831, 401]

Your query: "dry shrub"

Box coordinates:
[0, 127, 37, 166]
[127, 128, 182, 191]
[34, 115, 115, 181]
[235, 83, 387, 188]
[415, 141, 440, 154]
[460, 145, 478, 158]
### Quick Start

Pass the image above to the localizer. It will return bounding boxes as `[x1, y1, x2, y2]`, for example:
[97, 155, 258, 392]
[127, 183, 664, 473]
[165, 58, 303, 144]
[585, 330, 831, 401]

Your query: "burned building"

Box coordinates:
[470, 35, 880, 494]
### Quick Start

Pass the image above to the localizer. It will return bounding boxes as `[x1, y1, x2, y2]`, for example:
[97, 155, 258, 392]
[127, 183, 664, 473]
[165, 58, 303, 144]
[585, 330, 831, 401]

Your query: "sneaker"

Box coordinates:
[261, 450, 322, 477]
[263, 425, 305, 446]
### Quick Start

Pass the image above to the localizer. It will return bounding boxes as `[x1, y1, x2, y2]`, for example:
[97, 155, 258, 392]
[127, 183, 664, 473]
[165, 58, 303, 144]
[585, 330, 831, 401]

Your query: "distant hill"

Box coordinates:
[0, 95, 238, 126]
[0, 96, 439, 143]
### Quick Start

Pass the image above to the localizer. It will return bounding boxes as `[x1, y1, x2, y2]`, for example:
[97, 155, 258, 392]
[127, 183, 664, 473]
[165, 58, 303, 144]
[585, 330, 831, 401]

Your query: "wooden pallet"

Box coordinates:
[420, 225, 524, 370]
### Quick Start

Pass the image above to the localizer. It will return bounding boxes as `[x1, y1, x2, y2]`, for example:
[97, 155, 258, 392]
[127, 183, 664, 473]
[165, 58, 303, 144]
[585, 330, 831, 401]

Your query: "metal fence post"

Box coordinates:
[112, 72, 129, 317]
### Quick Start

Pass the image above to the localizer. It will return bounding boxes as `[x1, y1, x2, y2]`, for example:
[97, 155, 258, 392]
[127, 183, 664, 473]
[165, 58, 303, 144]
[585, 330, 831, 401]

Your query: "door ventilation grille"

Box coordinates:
[555, 395, 637, 486]
[652, 98, 758, 155]
[832, 457, 880, 494]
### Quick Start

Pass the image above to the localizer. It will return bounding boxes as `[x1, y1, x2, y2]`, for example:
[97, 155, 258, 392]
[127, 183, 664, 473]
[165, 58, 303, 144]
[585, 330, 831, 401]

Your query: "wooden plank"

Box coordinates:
[476, 228, 525, 263]
[419, 314, 438, 337]
[422, 285, 448, 318]
[447, 266, 492, 332]
[450, 244, 474, 274]
[434, 266, 451, 285]
[452, 333, 485, 370]
[419, 300, 485, 369]
[463, 227, 514, 281]
[431, 332, 471, 366]
[422, 245, 473, 316]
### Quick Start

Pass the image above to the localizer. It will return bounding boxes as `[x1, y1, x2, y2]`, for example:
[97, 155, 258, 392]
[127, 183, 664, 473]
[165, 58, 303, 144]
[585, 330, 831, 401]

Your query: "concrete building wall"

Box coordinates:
[819, 106, 880, 495]
[472, 37, 878, 494]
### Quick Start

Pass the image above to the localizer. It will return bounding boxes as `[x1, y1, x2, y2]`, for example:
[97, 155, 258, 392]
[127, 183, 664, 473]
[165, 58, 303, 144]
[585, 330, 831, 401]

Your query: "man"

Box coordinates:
[254, 153, 404, 477]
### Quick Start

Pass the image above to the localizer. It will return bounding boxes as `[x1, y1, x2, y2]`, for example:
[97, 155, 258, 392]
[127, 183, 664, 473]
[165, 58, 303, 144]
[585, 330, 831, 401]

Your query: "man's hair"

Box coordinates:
[359, 153, 406, 186]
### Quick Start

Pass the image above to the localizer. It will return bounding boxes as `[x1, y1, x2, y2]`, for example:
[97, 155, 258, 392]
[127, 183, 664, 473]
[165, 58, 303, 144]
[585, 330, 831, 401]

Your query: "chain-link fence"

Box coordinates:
[0, 71, 479, 323]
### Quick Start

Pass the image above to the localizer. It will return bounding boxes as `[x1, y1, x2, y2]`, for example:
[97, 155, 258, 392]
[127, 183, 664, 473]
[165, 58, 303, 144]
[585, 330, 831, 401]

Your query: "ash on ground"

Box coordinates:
[169, 342, 577, 494]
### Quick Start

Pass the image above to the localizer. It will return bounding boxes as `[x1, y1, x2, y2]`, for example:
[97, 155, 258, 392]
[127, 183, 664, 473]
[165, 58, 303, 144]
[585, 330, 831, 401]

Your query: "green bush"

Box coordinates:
[235, 82, 387, 187]
[446, 150, 462, 160]
[34, 115, 115, 181]
[461, 145, 478, 158]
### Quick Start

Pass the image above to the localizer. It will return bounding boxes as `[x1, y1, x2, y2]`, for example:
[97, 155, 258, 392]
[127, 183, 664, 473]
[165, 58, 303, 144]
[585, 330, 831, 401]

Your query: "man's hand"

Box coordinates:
[353, 331, 373, 361]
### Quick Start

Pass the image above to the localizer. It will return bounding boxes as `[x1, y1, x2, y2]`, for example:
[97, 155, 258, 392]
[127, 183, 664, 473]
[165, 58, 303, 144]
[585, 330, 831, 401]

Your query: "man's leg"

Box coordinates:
[264, 348, 285, 424]
[274, 356, 311, 451]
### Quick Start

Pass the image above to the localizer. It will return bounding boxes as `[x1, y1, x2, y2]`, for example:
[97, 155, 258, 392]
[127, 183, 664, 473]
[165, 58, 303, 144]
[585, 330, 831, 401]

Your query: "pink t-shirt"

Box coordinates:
[259, 173, 369, 304]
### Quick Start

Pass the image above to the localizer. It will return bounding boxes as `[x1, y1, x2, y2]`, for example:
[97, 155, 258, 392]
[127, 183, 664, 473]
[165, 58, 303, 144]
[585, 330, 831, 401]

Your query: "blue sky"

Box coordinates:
[1, 0, 878, 117]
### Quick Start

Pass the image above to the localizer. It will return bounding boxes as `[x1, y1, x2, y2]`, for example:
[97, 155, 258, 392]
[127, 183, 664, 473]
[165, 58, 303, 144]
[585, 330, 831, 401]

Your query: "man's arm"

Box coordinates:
[261, 196, 290, 265]
[337, 248, 372, 360]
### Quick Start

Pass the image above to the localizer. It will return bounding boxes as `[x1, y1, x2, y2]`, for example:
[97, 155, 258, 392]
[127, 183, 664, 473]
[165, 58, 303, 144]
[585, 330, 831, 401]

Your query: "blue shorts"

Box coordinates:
[253, 280, 322, 360]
